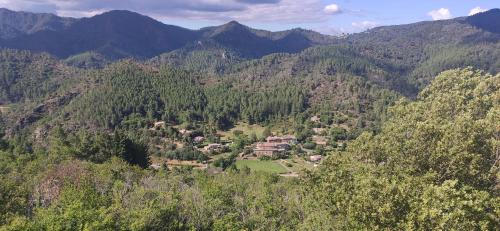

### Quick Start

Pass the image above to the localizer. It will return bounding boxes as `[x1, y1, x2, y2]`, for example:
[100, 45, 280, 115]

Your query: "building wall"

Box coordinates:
[255, 150, 277, 158]
[255, 150, 286, 159]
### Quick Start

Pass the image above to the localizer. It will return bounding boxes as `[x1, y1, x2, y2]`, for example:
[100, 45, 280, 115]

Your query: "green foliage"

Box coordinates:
[62, 63, 206, 129]
[0, 49, 79, 104]
[301, 68, 499, 230]
[302, 142, 316, 150]
[47, 128, 151, 168]
[163, 146, 208, 162]
[0, 68, 498, 229]
[213, 153, 237, 170]
[365, 68, 498, 188]
[329, 127, 347, 142]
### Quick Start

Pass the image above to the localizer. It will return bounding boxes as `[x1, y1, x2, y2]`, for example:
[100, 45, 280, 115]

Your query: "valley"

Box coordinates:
[0, 6, 498, 230]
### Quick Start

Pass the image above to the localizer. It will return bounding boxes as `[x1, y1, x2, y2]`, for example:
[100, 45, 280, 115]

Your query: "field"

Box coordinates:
[218, 122, 267, 140]
[0, 106, 11, 113]
[235, 159, 288, 174]
[281, 156, 317, 173]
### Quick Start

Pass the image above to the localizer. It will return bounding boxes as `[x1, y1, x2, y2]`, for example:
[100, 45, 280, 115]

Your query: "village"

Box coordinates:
[147, 114, 350, 176]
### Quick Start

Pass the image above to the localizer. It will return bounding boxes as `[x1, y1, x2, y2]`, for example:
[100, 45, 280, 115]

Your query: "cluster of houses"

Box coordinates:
[253, 135, 323, 163]
[150, 121, 324, 164]
[204, 143, 224, 152]
[253, 135, 297, 159]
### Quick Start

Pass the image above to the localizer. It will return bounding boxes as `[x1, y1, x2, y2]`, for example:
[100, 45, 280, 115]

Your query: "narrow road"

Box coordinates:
[279, 160, 299, 177]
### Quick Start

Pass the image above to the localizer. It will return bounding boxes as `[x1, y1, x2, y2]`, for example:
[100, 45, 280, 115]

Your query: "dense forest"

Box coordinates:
[0, 68, 498, 230]
[0, 7, 499, 230]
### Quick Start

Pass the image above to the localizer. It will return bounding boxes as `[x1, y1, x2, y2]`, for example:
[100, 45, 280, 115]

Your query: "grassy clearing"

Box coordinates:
[219, 122, 267, 140]
[209, 152, 232, 160]
[235, 160, 288, 174]
[0, 105, 11, 113]
[283, 156, 316, 172]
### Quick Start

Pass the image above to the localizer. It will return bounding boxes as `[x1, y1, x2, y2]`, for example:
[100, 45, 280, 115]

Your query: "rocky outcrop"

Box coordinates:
[15, 92, 78, 130]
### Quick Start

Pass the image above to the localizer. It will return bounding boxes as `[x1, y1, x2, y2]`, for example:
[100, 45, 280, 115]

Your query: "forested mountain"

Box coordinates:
[0, 7, 498, 73]
[466, 8, 500, 34]
[0, 10, 199, 59]
[154, 9, 500, 91]
[0, 49, 81, 104]
[199, 21, 335, 58]
[0, 8, 75, 39]
[343, 9, 500, 89]
[0, 9, 335, 60]
[0, 9, 498, 138]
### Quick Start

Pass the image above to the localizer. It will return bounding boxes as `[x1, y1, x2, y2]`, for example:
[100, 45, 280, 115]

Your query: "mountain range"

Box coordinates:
[0, 8, 498, 136]
[0, 8, 335, 60]
[0, 8, 498, 71]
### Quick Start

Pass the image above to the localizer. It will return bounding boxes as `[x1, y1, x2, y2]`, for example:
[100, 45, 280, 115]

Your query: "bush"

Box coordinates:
[164, 146, 208, 162]
[258, 156, 271, 161]
[329, 127, 347, 142]
[302, 142, 316, 150]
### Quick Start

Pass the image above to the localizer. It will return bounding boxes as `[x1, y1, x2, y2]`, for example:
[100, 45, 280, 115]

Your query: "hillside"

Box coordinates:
[0, 8, 75, 39]
[342, 10, 500, 89]
[0, 10, 198, 59]
[155, 9, 499, 92]
[0, 9, 498, 138]
[0, 49, 81, 104]
[0, 68, 497, 230]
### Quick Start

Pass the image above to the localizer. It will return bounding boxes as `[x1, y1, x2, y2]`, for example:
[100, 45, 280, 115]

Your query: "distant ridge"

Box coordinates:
[0, 9, 334, 60]
[0, 8, 498, 61]
[466, 8, 500, 34]
[0, 8, 75, 39]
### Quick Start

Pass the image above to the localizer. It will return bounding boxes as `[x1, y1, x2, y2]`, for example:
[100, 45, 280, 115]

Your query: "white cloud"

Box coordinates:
[0, 0, 335, 24]
[351, 21, 378, 30]
[323, 3, 340, 14]
[428, 8, 452, 20]
[469, 7, 487, 16]
[223, 0, 329, 23]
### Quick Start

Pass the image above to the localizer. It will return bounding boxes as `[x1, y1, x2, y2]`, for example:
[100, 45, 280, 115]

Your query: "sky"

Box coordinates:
[0, 0, 498, 34]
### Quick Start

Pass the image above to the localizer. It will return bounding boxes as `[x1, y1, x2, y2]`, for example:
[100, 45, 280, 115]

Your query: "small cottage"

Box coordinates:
[204, 143, 223, 151]
[194, 136, 205, 143]
[309, 155, 322, 162]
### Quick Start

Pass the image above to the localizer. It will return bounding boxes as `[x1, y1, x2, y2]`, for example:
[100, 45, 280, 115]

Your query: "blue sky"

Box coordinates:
[0, 0, 498, 34]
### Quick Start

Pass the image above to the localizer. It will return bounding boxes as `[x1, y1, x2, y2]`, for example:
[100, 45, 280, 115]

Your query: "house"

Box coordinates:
[282, 135, 298, 144]
[254, 142, 289, 159]
[309, 155, 323, 162]
[151, 121, 166, 130]
[194, 136, 205, 143]
[266, 136, 282, 143]
[266, 135, 297, 144]
[150, 163, 162, 170]
[312, 128, 325, 134]
[179, 129, 193, 136]
[310, 115, 320, 123]
[312, 135, 328, 145]
[204, 143, 223, 151]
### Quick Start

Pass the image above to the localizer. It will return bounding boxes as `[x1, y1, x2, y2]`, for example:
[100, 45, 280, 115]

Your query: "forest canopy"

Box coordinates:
[0, 68, 498, 230]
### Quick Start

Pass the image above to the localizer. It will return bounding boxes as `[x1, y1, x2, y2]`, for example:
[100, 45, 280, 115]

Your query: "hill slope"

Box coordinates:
[0, 8, 75, 39]
[0, 9, 498, 136]
[1, 10, 199, 59]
